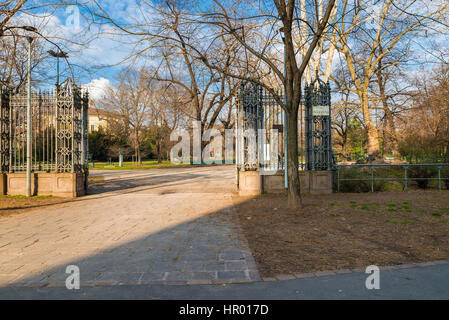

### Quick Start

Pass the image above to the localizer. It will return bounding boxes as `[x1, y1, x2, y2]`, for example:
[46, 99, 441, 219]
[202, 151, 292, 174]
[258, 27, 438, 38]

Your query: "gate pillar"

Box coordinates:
[304, 76, 334, 193]
[305, 76, 333, 171]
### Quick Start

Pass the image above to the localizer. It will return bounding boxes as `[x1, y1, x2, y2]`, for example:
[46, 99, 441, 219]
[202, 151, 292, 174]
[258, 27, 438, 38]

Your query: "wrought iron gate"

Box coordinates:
[0, 80, 89, 174]
[236, 82, 285, 172]
[305, 77, 333, 171]
[236, 77, 333, 174]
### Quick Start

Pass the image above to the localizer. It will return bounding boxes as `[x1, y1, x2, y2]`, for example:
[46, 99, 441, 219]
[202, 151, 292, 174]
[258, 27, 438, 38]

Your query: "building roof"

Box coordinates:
[88, 107, 121, 119]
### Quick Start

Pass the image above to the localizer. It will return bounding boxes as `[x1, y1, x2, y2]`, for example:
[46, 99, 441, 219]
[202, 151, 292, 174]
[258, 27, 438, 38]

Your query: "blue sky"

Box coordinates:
[9, 0, 449, 101]
[9, 0, 148, 98]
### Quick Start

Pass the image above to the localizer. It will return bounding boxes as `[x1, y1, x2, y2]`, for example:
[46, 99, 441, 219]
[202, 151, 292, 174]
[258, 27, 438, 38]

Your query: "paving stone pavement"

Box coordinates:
[0, 166, 260, 287]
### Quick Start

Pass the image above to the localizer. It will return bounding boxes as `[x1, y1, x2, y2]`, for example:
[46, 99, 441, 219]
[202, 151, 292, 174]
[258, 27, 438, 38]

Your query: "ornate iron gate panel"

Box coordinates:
[236, 82, 263, 171]
[305, 77, 333, 171]
[0, 80, 88, 174]
[0, 89, 10, 172]
[261, 88, 285, 172]
[236, 82, 286, 172]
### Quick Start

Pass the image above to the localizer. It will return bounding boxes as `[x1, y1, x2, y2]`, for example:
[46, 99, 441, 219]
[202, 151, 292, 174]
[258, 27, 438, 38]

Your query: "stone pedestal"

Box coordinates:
[37, 173, 86, 198]
[7, 173, 37, 196]
[263, 173, 286, 194]
[238, 170, 333, 196]
[308, 171, 333, 194]
[238, 171, 262, 196]
[298, 171, 311, 194]
[5, 172, 86, 198]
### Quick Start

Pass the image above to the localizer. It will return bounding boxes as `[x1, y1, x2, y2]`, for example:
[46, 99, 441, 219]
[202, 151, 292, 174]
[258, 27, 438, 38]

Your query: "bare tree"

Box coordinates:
[0, 0, 27, 36]
[101, 68, 152, 165]
[399, 63, 449, 161]
[154, 16, 239, 138]
[332, 0, 449, 160]
[148, 82, 188, 163]
[0, 28, 51, 90]
[332, 90, 359, 159]
[86, 0, 240, 157]
[371, 45, 412, 156]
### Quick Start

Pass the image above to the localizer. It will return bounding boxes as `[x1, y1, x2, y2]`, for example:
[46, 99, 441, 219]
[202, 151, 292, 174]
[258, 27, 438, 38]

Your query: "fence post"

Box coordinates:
[337, 167, 340, 192]
[55, 87, 58, 173]
[370, 166, 374, 192]
[438, 166, 441, 190]
[404, 166, 408, 191]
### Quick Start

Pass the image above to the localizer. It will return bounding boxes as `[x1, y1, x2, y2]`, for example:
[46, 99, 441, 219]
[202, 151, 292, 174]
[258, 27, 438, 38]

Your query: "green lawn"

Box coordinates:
[90, 160, 198, 170]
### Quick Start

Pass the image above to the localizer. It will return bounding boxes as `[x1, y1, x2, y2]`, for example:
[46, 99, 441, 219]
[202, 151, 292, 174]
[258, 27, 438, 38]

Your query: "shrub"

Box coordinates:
[336, 167, 403, 193]
[442, 167, 449, 190]
[408, 166, 437, 189]
[336, 167, 370, 193]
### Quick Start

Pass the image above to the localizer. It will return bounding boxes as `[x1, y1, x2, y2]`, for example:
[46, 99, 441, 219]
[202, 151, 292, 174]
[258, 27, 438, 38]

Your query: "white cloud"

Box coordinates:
[83, 78, 112, 102]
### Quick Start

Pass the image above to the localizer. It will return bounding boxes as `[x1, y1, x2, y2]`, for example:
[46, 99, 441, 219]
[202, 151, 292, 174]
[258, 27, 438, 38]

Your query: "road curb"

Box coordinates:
[10, 260, 449, 288]
[264, 260, 449, 282]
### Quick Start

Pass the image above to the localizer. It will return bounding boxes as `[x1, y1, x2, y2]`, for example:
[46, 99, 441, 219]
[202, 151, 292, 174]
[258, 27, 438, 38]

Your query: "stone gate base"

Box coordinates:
[238, 171, 263, 196]
[238, 170, 333, 196]
[0, 173, 86, 198]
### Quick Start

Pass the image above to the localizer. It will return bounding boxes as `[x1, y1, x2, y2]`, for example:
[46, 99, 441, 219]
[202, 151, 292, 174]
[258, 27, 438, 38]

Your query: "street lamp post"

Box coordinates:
[47, 50, 68, 87]
[279, 28, 288, 189]
[26, 36, 33, 197]
[1, 26, 38, 197]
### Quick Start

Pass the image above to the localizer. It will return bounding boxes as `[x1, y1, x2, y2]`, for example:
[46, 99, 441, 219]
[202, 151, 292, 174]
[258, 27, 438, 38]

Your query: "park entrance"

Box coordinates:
[0, 79, 89, 197]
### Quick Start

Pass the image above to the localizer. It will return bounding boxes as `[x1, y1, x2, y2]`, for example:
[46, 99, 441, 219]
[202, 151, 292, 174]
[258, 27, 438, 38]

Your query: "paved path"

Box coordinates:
[89, 165, 237, 194]
[1, 263, 448, 299]
[0, 166, 259, 287]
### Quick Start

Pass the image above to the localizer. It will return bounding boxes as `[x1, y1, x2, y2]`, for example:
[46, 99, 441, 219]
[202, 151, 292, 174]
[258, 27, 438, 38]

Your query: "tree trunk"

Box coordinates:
[138, 147, 142, 165]
[157, 138, 162, 163]
[361, 95, 381, 160]
[383, 107, 397, 156]
[134, 127, 142, 165]
[366, 121, 380, 160]
[286, 108, 302, 209]
[134, 128, 138, 164]
[377, 68, 398, 156]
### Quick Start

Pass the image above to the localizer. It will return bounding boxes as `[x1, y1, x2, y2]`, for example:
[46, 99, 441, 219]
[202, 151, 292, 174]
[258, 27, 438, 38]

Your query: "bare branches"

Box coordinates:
[0, 0, 27, 36]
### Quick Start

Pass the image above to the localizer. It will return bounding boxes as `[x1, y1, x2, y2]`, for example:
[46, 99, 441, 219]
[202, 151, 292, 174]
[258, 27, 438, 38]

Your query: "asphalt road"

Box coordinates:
[1, 263, 448, 299]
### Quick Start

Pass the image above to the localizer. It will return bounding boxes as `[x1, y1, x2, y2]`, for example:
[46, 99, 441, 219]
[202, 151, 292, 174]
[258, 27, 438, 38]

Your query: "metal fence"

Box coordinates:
[336, 163, 449, 192]
[0, 80, 89, 174]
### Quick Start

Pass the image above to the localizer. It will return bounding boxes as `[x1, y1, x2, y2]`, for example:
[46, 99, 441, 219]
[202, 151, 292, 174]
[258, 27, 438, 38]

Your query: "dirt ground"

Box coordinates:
[0, 196, 72, 218]
[232, 191, 449, 277]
